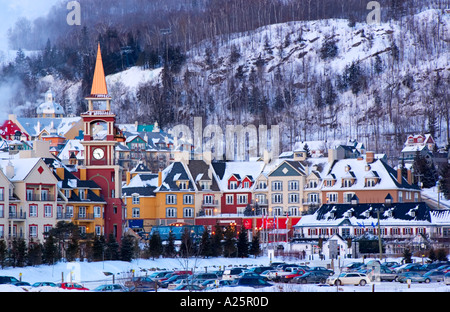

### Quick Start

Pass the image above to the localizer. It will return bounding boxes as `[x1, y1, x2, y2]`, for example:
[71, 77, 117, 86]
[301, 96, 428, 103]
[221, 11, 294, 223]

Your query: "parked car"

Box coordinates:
[0, 276, 20, 285]
[173, 284, 203, 291]
[92, 284, 129, 292]
[327, 272, 371, 286]
[260, 270, 279, 281]
[246, 266, 273, 275]
[160, 274, 190, 288]
[396, 263, 428, 274]
[231, 277, 273, 288]
[422, 270, 445, 282]
[444, 272, 450, 285]
[292, 272, 328, 284]
[200, 279, 232, 289]
[222, 268, 246, 280]
[148, 271, 172, 281]
[11, 281, 31, 287]
[367, 266, 398, 282]
[32, 282, 57, 288]
[57, 282, 89, 291]
[237, 272, 263, 279]
[308, 266, 334, 276]
[125, 276, 158, 292]
[168, 279, 190, 290]
[280, 268, 306, 282]
[342, 262, 365, 272]
[397, 272, 431, 284]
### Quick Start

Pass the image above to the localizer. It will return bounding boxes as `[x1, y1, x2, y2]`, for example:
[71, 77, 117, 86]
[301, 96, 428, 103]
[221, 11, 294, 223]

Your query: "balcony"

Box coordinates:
[26, 194, 56, 202]
[75, 213, 96, 221]
[302, 198, 321, 206]
[57, 212, 73, 220]
[201, 200, 219, 207]
[9, 212, 27, 221]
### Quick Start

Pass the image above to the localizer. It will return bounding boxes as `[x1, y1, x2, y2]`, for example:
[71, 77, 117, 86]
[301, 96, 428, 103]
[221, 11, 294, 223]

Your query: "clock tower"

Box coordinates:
[80, 43, 124, 240]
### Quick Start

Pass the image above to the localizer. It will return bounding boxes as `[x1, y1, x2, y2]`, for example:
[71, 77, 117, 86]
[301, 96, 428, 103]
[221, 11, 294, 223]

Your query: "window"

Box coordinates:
[29, 204, 38, 217]
[94, 206, 102, 218]
[183, 194, 194, 205]
[226, 194, 234, 205]
[26, 189, 34, 201]
[308, 180, 318, 188]
[366, 179, 377, 187]
[243, 181, 250, 188]
[203, 195, 214, 205]
[257, 181, 267, 189]
[272, 193, 283, 204]
[308, 193, 319, 203]
[414, 192, 419, 202]
[288, 193, 299, 203]
[288, 206, 299, 216]
[79, 207, 87, 218]
[398, 191, 403, 203]
[272, 181, 282, 191]
[327, 193, 338, 203]
[132, 207, 140, 218]
[95, 226, 102, 236]
[41, 189, 49, 201]
[255, 194, 266, 204]
[179, 181, 188, 190]
[132, 195, 140, 204]
[237, 194, 248, 204]
[29, 225, 38, 238]
[44, 205, 52, 218]
[0, 188, 4, 201]
[288, 181, 299, 191]
[229, 181, 238, 190]
[343, 179, 353, 187]
[0, 205, 3, 218]
[0, 225, 4, 238]
[64, 190, 71, 198]
[79, 189, 86, 200]
[166, 208, 177, 218]
[201, 181, 210, 190]
[343, 193, 355, 204]
[66, 206, 74, 217]
[183, 208, 194, 218]
[273, 207, 283, 216]
[166, 194, 177, 205]
[44, 225, 52, 235]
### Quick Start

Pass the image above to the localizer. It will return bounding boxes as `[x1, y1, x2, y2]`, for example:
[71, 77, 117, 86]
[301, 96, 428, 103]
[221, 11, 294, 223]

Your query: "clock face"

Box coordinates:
[93, 148, 105, 160]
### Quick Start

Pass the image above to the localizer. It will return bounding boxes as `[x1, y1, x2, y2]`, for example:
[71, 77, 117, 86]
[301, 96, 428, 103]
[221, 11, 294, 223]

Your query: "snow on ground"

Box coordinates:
[0, 255, 449, 292]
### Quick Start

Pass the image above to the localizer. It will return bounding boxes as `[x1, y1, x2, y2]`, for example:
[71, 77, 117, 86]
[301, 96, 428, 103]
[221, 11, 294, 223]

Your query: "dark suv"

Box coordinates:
[0, 276, 19, 284]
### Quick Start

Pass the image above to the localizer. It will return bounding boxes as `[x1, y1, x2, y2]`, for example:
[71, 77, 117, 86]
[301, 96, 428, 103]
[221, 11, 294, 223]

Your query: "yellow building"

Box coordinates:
[154, 162, 196, 226]
[122, 169, 158, 234]
[54, 167, 106, 236]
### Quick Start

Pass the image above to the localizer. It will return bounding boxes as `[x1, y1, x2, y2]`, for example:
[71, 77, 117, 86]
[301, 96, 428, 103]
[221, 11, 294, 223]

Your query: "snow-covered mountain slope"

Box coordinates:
[41, 9, 450, 156]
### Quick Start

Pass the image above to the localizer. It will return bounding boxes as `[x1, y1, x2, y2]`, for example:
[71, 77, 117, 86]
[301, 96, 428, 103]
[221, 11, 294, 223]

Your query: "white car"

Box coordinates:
[327, 272, 371, 286]
[444, 272, 450, 286]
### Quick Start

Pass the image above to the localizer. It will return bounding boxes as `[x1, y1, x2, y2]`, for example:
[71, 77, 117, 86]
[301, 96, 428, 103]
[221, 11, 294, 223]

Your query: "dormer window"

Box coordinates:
[229, 181, 238, 190]
[366, 178, 377, 187]
[200, 181, 211, 190]
[343, 179, 354, 187]
[243, 181, 250, 188]
[178, 181, 188, 190]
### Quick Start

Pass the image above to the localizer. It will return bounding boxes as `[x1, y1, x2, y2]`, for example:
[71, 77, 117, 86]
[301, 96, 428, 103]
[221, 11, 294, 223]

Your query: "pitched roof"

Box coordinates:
[155, 162, 196, 192]
[90, 43, 109, 97]
[187, 160, 220, 191]
[211, 161, 266, 191]
[295, 202, 433, 228]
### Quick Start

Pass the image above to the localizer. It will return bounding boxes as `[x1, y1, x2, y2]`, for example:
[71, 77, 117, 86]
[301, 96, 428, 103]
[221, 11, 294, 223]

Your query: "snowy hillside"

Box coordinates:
[33, 8, 450, 157]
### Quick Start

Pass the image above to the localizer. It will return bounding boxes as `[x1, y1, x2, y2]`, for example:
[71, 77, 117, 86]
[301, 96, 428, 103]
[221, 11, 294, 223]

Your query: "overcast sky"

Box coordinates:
[0, 0, 62, 51]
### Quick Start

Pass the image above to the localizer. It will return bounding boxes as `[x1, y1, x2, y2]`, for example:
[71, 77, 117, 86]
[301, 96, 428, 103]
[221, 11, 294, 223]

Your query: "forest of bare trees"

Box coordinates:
[2, 0, 449, 160]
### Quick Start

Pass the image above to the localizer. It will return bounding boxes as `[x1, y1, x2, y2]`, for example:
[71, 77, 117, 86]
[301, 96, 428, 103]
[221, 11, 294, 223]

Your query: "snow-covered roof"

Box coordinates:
[0, 158, 41, 181]
[212, 161, 266, 191]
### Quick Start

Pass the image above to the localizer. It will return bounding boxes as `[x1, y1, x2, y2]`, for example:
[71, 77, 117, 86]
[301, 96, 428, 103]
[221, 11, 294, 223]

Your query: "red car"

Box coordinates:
[282, 269, 306, 282]
[58, 282, 89, 291]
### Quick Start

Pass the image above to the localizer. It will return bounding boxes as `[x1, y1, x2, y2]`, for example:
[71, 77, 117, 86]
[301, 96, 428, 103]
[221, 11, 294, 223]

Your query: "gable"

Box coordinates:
[269, 162, 302, 177]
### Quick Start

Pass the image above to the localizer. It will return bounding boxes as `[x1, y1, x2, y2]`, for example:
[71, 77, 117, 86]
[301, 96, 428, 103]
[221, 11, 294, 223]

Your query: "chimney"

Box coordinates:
[6, 161, 14, 179]
[158, 170, 162, 187]
[263, 149, 270, 164]
[366, 151, 375, 164]
[407, 168, 413, 185]
[328, 149, 337, 163]
[79, 168, 87, 181]
[126, 171, 131, 186]
[397, 167, 403, 184]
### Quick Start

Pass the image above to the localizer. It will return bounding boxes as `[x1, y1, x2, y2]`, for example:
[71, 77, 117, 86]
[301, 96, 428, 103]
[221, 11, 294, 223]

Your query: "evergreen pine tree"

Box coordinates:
[0, 240, 6, 268]
[403, 248, 412, 263]
[211, 225, 223, 257]
[223, 225, 237, 257]
[147, 231, 163, 260]
[438, 162, 450, 200]
[120, 235, 135, 262]
[27, 239, 43, 266]
[237, 227, 249, 258]
[43, 234, 58, 265]
[303, 143, 312, 158]
[164, 231, 176, 258]
[199, 230, 212, 258]
[92, 235, 106, 262]
[249, 233, 261, 258]
[105, 234, 120, 260]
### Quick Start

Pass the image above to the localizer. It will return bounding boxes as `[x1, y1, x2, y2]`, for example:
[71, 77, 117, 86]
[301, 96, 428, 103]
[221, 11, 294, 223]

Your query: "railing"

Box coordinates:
[26, 194, 56, 201]
[56, 213, 73, 220]
[9, 212, 27, 220]
[75, 213, 95, 220]
[201, 200, 219, 207]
